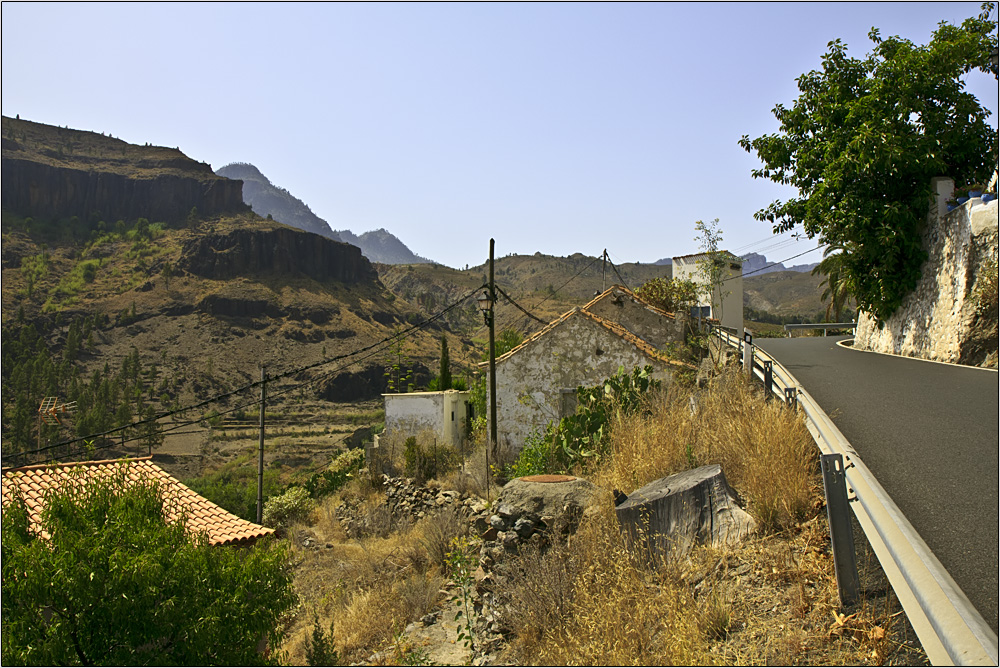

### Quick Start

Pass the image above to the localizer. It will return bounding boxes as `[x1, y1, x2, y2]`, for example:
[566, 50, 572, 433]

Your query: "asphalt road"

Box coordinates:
[755, 335, 999, 633]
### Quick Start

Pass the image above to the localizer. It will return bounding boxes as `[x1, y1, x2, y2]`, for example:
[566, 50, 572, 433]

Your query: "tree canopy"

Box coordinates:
[1, 466, 297, 666]
[739, 10, 997, 321]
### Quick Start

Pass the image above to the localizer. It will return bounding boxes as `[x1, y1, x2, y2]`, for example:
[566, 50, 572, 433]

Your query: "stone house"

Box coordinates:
[382, 389, 471, 448]
[484, 297, 692, 454]
[671, 251, 744, 333]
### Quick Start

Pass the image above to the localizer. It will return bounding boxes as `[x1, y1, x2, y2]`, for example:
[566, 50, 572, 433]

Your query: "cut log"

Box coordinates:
[615, 464, 756, 563]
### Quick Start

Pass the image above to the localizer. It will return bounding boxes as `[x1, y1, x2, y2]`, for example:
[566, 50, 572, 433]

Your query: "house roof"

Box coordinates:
[672, 250, 743, 263]
[1, 457, 274, 546]
[481, 306, 694, 370]
[582, 284, 678, 320]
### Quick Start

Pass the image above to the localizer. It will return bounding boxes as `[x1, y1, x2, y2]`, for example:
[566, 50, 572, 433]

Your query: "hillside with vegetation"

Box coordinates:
[1, 117, 479, 481]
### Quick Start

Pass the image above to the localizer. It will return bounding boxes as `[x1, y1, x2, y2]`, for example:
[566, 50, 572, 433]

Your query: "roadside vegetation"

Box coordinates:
[272, 364, 916, 666]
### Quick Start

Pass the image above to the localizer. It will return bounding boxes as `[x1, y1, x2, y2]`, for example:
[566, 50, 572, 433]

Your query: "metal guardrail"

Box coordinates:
[717, 329, 999, 666]
[783, 322, 857, 337]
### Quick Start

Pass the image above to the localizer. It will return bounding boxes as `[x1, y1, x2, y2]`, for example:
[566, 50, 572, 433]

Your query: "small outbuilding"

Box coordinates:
[382, 389, 471, 449]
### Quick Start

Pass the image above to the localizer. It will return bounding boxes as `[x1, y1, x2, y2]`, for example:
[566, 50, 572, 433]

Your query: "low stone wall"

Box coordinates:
[855, 178, 999, 366]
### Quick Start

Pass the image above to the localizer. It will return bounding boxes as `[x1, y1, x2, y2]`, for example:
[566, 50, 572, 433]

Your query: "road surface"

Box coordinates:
[755, 335, 999, 633]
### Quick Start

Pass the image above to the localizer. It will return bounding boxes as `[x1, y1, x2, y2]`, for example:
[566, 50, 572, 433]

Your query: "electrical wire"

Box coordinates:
[6, 285, 486, 465]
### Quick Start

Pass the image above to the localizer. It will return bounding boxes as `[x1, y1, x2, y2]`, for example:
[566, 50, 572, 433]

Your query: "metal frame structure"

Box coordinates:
[716, 328, 998, 666]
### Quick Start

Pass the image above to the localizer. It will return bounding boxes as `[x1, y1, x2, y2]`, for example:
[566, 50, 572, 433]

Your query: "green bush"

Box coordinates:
[507, 365, 661, 477]
[262, 486, 314, 529]
[305, 448, 365, 498]
[184, 462, 282, 522]
[2, 466, 296, 666]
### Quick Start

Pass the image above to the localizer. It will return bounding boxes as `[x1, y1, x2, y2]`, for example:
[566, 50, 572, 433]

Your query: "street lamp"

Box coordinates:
[477, 290, 494, 325]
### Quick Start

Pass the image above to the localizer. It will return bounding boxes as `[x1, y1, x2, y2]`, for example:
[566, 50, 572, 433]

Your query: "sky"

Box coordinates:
[2, 2, 997, 270]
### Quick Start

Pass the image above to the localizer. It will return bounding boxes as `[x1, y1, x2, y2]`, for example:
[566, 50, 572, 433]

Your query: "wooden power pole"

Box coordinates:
[257, 367, 267, 524]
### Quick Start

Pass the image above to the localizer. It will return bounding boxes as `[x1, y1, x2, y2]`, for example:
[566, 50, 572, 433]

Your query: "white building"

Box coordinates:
[671, 251, 743, 333]
[382, 390, 471, 448]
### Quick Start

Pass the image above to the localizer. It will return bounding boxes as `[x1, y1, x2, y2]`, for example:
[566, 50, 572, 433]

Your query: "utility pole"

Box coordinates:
[602, 249, 607, 292]
[488, 238, 498, 470]
[257, 366, 267, 524]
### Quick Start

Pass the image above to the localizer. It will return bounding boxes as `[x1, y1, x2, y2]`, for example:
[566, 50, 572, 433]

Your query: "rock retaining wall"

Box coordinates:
[855, 178, 999, 366]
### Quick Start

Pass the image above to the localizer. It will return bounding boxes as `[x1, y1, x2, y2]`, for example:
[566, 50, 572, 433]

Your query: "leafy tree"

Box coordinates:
[636, 277, 699, 314]
[693, 218, 734, 325]
[1, 466, 297, 666]
[739, 10, 998, 322]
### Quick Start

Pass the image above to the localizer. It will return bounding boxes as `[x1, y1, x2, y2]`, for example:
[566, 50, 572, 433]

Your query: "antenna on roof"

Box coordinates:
[37, 397, 77, 454]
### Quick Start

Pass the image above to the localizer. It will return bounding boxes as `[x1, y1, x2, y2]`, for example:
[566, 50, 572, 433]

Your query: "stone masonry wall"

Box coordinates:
[855, 177, 999, 366]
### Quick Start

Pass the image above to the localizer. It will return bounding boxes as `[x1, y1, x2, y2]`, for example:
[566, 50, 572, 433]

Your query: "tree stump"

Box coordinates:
[615, 464, 756, 564]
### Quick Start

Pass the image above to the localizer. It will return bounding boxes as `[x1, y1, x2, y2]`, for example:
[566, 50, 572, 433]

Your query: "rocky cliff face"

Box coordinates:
[2, 116, 246, 224]
[855, 178, 998, 367]
[180, 226, 379, 284]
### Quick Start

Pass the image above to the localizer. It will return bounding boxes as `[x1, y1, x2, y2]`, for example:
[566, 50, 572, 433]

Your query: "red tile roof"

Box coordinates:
[1, 457, 274, 546]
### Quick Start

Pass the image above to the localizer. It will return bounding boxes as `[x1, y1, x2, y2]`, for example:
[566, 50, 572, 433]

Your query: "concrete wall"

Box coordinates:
[383, 390, 470, 447]
[488, 311, 674, 453]
[585, 287, 686, 349]
[855, 178, 999, 366]
[672, 254, 743, 332]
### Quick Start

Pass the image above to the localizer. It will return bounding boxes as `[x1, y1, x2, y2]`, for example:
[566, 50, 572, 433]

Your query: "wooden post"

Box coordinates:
[257, 367, 267, 524]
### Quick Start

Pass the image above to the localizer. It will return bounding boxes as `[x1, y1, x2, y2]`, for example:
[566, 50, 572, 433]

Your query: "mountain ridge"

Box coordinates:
[214, 162, 432, 266]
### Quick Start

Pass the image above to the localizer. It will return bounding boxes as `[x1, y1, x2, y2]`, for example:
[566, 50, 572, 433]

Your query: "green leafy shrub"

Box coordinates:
[305, 448, 365, 498]
[508, 365, 661, 476]
[2, 466, 296, 666]
[262, 486, 314, 529]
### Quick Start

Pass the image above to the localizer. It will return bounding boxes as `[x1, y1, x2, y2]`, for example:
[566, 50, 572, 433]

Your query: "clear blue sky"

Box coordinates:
[3, 2, 996, 269]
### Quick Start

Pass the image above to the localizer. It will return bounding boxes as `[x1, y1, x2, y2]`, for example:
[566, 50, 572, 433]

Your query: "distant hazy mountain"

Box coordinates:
[741, 252, 818, 275]
[215, 162, 431, 265]
[334, 228, 432, 265]
[215, 162, 339, 241]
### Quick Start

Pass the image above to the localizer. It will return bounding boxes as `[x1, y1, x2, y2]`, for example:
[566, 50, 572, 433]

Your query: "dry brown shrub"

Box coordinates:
[596, 370, 819, 533]
[491, 537, 579, 646]
[416, 506, 468, 570]
[501, 505, 708, 666]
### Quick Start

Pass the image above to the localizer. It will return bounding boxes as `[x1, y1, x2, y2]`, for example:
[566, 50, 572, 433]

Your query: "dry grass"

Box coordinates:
[279, 368, 918, 666]
[494, 369, 907, 666]
[280, 481, 454, 665]
[595, 371, 819, 531]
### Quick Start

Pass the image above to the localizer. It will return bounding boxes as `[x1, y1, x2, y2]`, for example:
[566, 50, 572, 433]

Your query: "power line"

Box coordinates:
[5, 285, 486, 465]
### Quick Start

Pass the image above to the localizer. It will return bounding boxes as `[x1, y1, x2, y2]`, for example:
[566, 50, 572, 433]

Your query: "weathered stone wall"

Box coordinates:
[490, 311, 675, 453]
[855, 178, 999, 366]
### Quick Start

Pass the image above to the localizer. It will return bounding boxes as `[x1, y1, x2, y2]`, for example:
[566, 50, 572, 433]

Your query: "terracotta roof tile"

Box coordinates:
[1, 457, 274, 547]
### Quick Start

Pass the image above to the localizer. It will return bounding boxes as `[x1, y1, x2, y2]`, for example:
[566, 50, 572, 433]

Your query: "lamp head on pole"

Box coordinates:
[477, 290, 494, 324]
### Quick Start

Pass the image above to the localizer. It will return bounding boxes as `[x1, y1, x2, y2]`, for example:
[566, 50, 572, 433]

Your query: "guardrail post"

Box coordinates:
[742, 330, 753, 375]
[821, 453, 860, 606]
[784, 387, 797, 409]
[763, 360, 773, 400]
